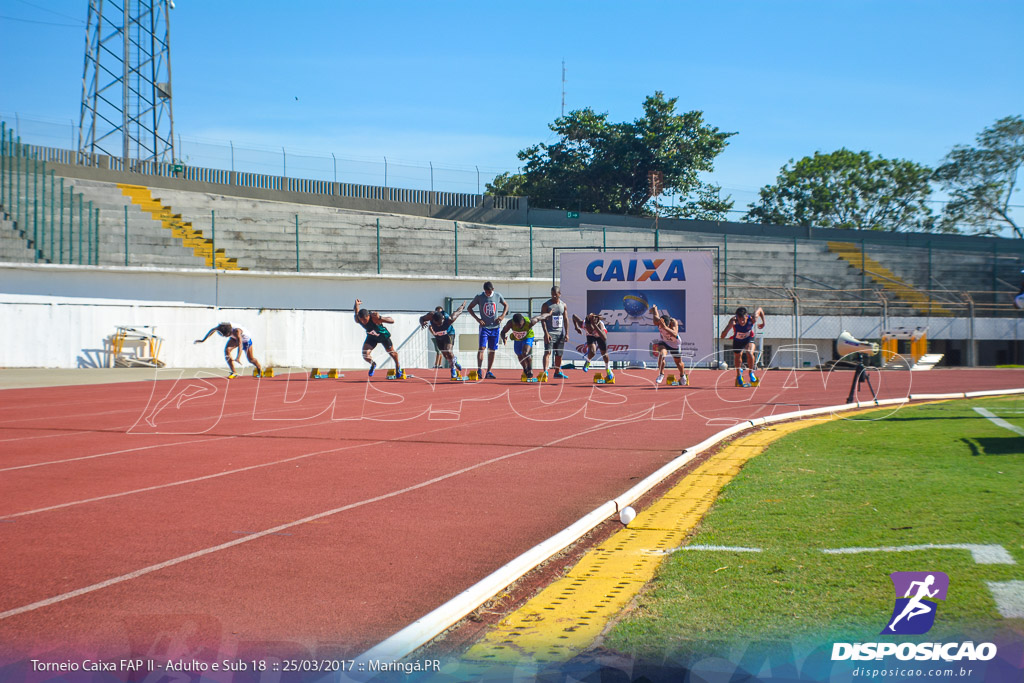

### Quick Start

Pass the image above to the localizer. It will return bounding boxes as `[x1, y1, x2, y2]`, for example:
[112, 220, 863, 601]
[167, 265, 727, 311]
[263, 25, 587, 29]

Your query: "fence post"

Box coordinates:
[93, 206, 99, 265]
[376, 218, 381, 274]
[78, 193, 83, 264]
[59, 178, 64, 264]
[927, 241, 932, 316]
[860, 238, 866, 313]
[454, 221, 459, 276]
[123, 204, 128, 267]
[793, 236, 798, 288]
[40, 157, 46, 262]
[33, 155, 39, 260]
[723, 234, 728, 312]
[69, 185, 75, 264]
[529, 224, 533, 277]
[48, 171, 54, 262]
[295, 214, 300, 272]
[211, 209, 216, 269]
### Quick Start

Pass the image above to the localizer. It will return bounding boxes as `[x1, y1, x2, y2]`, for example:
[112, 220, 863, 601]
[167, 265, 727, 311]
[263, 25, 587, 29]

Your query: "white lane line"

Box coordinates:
[823, 543, 1016, 565]
[0, 405, 659, 622]
[674, 545, 762, 553]
[973, 407, 1024, 436]
[987, 581, 1024, 619]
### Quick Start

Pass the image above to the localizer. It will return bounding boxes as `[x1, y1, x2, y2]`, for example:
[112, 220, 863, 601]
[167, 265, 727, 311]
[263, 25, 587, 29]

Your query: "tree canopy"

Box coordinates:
[743, 149, 938, 232]
[487, 92, 734, 219]
[933, 115, 1023, 237]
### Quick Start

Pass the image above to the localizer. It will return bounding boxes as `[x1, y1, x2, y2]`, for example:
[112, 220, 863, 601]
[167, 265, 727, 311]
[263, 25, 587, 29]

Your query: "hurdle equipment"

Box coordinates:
[467, 370, 480, 381]
[593, 372, 615, 385]
[386, 369, 408, 380]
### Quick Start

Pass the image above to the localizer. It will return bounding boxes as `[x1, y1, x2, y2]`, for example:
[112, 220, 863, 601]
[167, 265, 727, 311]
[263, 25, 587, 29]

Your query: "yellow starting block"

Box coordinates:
[593, 372, 615, 385]
[253, 367, 276, 378]
[467, 370, 480, 381]
[450, 372, 466, 381]
[310, 368, 340, 379]
[520, 372, 547, 383]
[667, 374, 688, 386]
[386, 369, 408, 380]
[538, 371, 549, 383]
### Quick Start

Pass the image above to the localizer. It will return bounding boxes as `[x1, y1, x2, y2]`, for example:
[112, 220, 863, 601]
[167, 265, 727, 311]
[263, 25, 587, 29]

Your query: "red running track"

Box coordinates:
[1, 367, 1022, 665]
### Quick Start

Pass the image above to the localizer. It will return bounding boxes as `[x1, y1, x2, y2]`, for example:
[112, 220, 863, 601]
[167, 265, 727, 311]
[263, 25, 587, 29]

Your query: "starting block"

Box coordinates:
[386, 369, 408, 380]
[538, 371, 549, 383]
[520, 373, 539, 383]
[667, 374, 688, 386]
[450, 373, 466, 381]
[467, 370, 480, 381]
[593, 372, 615, 385]
[254, 367, 275, 378]
[310, 367, 340, 379]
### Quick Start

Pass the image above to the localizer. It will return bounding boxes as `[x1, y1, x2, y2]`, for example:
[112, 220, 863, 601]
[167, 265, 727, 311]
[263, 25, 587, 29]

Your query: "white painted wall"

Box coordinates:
[2, 263, 1018, 369]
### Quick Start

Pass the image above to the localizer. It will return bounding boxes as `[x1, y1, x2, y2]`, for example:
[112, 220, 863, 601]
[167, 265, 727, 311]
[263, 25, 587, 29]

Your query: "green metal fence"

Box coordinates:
[0, 122, 98, 265]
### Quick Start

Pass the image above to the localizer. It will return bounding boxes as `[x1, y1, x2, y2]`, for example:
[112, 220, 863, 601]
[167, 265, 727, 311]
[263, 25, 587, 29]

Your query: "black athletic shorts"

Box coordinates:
[654, 341, 683, 358]
[364, 334, 395, 351]
[586, 335, 607, 354]
[431, 334, 454, 353]
[732, 338, 755, 353]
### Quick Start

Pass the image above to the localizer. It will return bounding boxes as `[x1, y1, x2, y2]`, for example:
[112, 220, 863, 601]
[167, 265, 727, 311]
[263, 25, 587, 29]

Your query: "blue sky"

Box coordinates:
[1, 0, 1022, 217]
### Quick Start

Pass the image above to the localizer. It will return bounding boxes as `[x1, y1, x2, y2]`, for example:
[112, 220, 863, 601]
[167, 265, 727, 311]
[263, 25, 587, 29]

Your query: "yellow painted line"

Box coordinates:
[462, 412, 864, 664]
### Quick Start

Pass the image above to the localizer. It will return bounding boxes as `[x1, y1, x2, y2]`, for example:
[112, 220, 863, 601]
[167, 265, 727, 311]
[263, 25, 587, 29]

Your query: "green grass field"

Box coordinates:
[606, 398, 1024, 659]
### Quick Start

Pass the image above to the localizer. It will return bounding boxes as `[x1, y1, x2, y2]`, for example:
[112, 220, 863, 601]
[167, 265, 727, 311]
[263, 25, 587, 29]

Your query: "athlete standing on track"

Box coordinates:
[572, 312, 613, 380]
[354, 299, 401, 378]
[194, 322, 264, 378]
[720, 305, 765, 387]
[420, 302, 467, 379]
[541, 286, 570, 379]
[650, 305, 688, 386]
[467, 281, 509, 379]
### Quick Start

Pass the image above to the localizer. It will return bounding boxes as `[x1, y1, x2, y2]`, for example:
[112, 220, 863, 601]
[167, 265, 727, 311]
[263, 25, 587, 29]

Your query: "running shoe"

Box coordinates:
[583, 360, 591, 372]
[749, 370, 757, 384]
[735, 376, 750, 388]
[454, 359, 462, 372]
[606, 370, 614, 381]
[368, 361, 377, 377]
[526, 370, 534, 379]
[451, 367, 458, 379]
[683, 374, 689, 386]
[553, 370, 568, 379]
[227, 373, 237, 379]
[655, 373, 664, 384]
[485, 371, 497, 379]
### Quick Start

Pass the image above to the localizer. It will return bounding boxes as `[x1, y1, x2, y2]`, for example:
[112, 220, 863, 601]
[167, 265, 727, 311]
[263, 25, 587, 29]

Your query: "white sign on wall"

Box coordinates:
[560, 251, 714, 365]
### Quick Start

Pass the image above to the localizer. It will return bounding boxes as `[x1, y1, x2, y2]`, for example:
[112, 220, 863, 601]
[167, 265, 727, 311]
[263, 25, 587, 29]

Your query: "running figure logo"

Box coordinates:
[882, 571, 949, 635]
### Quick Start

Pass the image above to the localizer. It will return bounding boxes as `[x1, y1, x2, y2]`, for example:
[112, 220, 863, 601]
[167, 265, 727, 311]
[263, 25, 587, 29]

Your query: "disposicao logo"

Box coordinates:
[831, 571, 998, 662]
[883, 571, 948, 635]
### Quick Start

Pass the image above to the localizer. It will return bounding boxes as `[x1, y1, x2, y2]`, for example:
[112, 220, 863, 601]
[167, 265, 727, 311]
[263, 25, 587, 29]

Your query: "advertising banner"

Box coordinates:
[560, 251, 714, 365]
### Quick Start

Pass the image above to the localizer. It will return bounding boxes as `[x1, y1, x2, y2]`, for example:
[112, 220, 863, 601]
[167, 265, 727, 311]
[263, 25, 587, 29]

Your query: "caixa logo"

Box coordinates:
[831, 571, 998, 662]
[586, 258, 687, 282]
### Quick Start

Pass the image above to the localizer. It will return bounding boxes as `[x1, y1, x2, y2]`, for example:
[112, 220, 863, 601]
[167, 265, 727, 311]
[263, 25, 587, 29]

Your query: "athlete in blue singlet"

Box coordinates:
[720, 306, 765, 387]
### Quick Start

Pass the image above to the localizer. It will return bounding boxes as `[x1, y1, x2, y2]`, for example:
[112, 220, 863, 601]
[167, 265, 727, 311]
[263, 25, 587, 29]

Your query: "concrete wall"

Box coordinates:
[2, 262, 1020, 369]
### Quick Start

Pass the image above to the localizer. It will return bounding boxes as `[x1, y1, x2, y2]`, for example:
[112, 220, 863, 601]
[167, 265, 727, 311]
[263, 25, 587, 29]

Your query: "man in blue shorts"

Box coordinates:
[467, 281, 509, 379]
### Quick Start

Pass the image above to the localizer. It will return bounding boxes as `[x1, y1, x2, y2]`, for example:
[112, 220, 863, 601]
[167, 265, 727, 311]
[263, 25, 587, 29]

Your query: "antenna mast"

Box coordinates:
[80, 0, 176, 166]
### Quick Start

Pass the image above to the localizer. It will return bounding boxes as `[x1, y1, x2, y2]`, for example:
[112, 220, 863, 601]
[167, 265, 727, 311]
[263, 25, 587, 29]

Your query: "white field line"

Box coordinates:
[973, 407, 1024, 437]
[822, 543, 1016, 565]
[986, 581, 1024, 619]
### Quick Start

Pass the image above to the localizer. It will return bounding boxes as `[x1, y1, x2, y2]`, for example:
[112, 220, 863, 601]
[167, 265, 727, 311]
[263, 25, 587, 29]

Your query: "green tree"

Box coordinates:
[933, 115, 1023, 237]
[487, 92, 734, 218]
[743, 149, 938, 232]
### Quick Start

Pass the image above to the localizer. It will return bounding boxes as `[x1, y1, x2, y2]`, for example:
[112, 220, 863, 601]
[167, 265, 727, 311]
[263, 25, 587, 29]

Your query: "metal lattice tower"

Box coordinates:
[79, 0, 175, 165]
